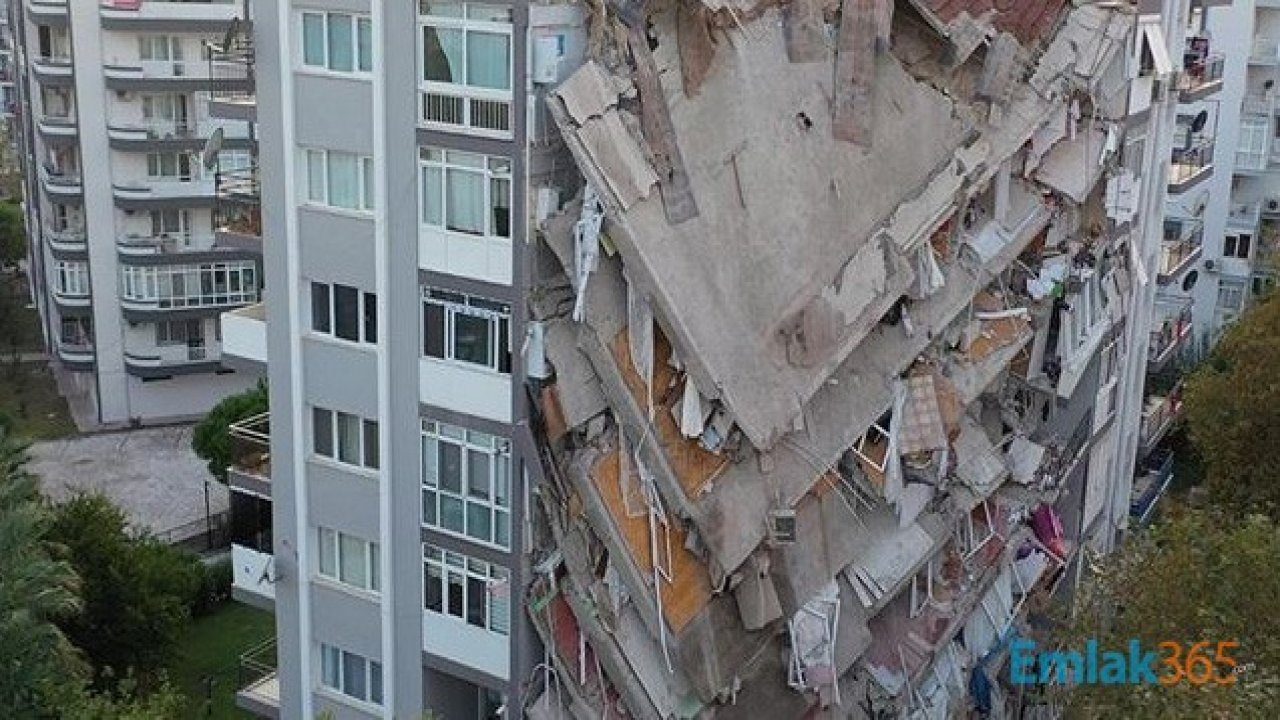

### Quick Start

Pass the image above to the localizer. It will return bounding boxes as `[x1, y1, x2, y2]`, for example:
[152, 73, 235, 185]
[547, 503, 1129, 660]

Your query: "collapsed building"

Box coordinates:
[521, 0, 1180, 717]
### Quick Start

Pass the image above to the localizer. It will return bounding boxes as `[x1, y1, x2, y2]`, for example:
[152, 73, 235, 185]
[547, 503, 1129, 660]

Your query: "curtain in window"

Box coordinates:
[358, 18, 373, 72]
[339, 534, 367, 588]
[423, 27, 463, 83]
[328, 15, 354, 72]
[321, 645, 341, 689]
[421, 166, 443, 225]
[328, 152, 359, 209]
[303, 14, 325, 65]
[337, 412, 362, 464]
[467, 32, 510, 90]
[446, 168, 484, 234]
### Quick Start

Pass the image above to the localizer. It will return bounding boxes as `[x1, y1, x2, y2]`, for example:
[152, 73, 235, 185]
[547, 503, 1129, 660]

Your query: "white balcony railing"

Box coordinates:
[100, 0, 238, 23]
[419, 84, 513, 139]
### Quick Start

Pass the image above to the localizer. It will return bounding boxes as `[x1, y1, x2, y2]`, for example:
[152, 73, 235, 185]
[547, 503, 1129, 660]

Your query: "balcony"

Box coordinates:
[30, 54, 72, 81]
[207, 25, 255, 121]
[215, 165, 261, 249]
[103, 57, 249, 89]
[235, 639, 279, 719]
[220, 302, 266, 366]
[112, 176, 215, 204]
[36, 113, 76, 139]
[1228, 201, 1262, 234]
[230, 543, 274, 609]
[1130, 448, 1174, 525]
[106, 116, 248, 146]
[228, 411, 270, 499]
[123, 342, 221, 377]
[1140, 384, 1185, 455]
[1169, 139, 1214, 193]
[54, 338, 94, 368]
[1179, 45, 1223, 102]
[99, 0, 239, 23]
[39, 164, 81, 198]
[1148, 299, 1193, 370]
[44, 226, 85, 253]
[27, 0, 70, 22]
[1156, 216, 1203, 282]
[116, 232, 209, 256]
[1252, 37, 1280, 65]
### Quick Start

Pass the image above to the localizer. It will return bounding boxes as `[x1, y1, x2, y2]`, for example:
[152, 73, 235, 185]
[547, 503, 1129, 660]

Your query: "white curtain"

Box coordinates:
[446, 168, 484, 233]
[467, 31, 511, 90]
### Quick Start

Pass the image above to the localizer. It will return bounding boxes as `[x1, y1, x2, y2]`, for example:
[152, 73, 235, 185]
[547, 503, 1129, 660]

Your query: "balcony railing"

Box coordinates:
[116, 232, 201, 256]
[420, 84, 513, 138]
[1252, 37, 1280, 64]
[1157, 217, 1203, 280]
[1149, 301, 1193, 367]
[45, 226, 86, 251]
[1169, 140, 1214, 189]
[215, 165, 261, 239]
[1229, 201, 1262, 231]
[235, 639, 279, 714]
[1140, 384, 1185, 452]
[228, 411, 270, 484]
[1179, 52, 1224, 96]
[1130, 448, 1174, 524]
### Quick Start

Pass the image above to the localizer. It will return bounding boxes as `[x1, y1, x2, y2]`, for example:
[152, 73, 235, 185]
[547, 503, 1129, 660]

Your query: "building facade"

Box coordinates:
[7, 0, 262, 424]
[221, 0, 1199, 718]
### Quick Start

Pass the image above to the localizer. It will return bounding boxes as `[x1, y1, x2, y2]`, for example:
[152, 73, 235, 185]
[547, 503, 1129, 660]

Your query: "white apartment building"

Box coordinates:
[9, 0, 262, 424]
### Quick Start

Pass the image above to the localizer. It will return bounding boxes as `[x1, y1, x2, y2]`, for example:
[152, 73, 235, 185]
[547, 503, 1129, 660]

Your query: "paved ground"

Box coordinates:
[29, 425, 229, 538]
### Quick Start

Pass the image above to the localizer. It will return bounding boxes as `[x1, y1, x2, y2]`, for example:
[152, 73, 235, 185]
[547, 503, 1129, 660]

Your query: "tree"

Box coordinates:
[46, 494, 202, 687]
[1183, 292, 1280, 518]
[192, 381, 268, 483]
[1057, 508, 1280, 717]
[0, 203, 24, 268]
[0, 419, 83, 717]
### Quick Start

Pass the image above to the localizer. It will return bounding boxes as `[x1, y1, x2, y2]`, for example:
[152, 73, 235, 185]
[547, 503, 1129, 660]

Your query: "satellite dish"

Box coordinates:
[1190, 110, 1209, 134]
[201, 128, 224, 171]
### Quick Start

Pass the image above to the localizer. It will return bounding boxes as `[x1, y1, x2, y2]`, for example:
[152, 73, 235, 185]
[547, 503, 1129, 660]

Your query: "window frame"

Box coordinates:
[418, 147, 512, 240]
[299, 11, 375, 76]
[416, 2, 514, 135]
[319, 643, 383, 706]
[420, 419, 512, 549]
[317, 527, 381, 594]
[119, 262, 258, 309]
[54, 260, 89, 297]
[421, 287, 511, 374]
[302, 148, 376, 213]
[312, 406, 380, 471]
[309, 281, 378, 345]
[422, 542, 510, 635]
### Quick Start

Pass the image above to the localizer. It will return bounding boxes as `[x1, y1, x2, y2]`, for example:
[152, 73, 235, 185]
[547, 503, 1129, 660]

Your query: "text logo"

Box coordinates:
[1010, 639, 1240, 686]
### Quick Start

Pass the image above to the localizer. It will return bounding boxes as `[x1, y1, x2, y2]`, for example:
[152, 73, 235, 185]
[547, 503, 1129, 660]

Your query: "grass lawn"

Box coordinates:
[171, 602, 275, 720]
[0, 361, 76, 440]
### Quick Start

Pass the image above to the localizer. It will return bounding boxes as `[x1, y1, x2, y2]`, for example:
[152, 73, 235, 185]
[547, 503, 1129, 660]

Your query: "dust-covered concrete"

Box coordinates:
[28, 425, 230, 538]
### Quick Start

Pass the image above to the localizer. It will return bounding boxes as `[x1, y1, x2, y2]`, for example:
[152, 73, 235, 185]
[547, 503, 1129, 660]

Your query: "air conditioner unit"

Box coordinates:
[1204, 259, 1218, 272]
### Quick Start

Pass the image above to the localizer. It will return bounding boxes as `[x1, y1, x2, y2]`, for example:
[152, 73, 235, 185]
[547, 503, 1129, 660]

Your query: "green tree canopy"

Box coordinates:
[192, 381, 268, 483]
[0, 202, 24, 267]
[46, 494, 202, 687]
[1058, 508, 1280, 717]
[1183, 292, 1280, 518]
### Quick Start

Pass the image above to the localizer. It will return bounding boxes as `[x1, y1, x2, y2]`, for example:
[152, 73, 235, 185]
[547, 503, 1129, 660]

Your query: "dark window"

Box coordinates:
[497, 316, 511, 373]
[334, 284, 359, 341]
[1239, 234, 1252, 258]
[467, 575, 486, 627]
[313, 407, 333, 457]
[453, 312, 491, 366]
[363, 419, 380, 470]
[425, 563, 442, 612]
[423, 301, 445, 358]
[363, 292, 378, 343]
[439, 443, 462, 494]
[447, 570, 464, 617]
[311, 282, 331, 333]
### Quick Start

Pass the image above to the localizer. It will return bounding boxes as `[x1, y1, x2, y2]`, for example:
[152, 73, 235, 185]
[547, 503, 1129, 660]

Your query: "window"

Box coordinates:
[155, 319, 203, 346]
[150, 209, 190, 240]
[318, 527, 380, 592]
[1223, 233, 1252, 259]
[419, 148, 511, 238]
[120, 262, 258, 308]
[422, 288, 511, 373]
[312, 406, 379, 470]
[138, 36, 182, 62]
[1218, 279, 1246, 312]
[54, 261, 89, 297]
[423, 543, 510, 634]
[303, 149, 375, 212]
[959, 500, 997, 561]
[319, 643, 383, 706]
[146, 152, 193, 180]
[310, 282, 377, 344]
[421, 420, 511, 548]
[1253, 274, 1276, 297]
[59, 317, 92, 346]
[418, 2, 513, 134]
[301, 12, 374, 74]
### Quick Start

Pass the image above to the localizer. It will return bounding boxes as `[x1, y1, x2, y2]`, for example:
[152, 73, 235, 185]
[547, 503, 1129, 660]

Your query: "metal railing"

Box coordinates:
[237, 638, 277, 694]
[1179, 52, 1224, 93]
[1149, 303, 1193, 364]
[229, 411, 271, 482]
[1169, 140, 1214, 186]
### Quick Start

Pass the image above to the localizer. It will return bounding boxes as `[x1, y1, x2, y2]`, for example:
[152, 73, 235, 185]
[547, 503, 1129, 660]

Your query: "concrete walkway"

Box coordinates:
[29, 425, 230, 538]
